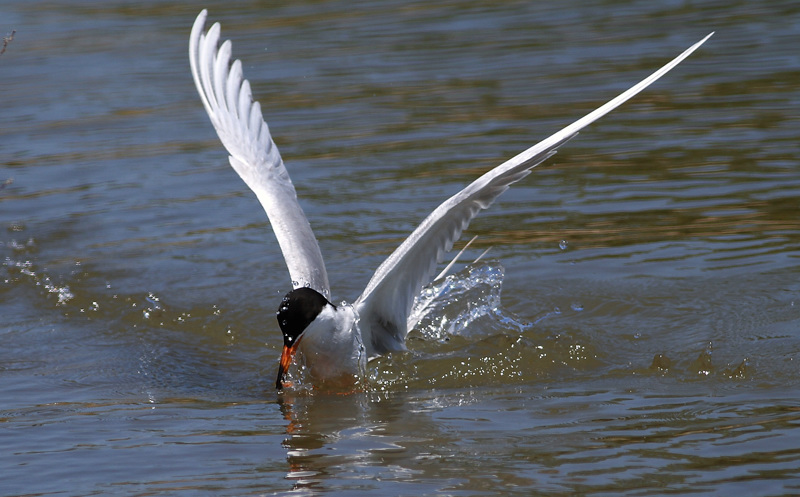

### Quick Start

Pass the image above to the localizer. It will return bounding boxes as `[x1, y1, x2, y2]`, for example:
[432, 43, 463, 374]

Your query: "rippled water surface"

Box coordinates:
[2, 1, 799, 495]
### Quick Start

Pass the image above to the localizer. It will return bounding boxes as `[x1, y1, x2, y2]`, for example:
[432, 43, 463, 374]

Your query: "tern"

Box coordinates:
[189, 10, 711, 390]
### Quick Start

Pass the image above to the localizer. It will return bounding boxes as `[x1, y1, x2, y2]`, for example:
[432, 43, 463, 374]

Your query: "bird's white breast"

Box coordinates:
[296, 303, 365, 386]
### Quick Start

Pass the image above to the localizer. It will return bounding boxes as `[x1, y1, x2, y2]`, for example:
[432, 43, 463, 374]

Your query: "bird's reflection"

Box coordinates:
[276, 389, 418, 490]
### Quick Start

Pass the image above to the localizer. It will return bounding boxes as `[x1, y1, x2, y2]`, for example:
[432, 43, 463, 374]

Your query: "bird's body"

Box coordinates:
[288, 299, 362, 387]
[188, 10, 712, 390]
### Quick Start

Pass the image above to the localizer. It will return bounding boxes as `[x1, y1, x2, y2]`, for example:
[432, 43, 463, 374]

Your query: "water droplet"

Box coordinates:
[650, 354, 671, 370]
[559, 240, 568, 250]
[553, 306, 561, 315]
[570, 302, 583, 312]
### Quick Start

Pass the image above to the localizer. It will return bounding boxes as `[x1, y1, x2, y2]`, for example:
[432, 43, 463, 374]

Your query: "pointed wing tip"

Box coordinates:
[699, 31, 714, 45]
[674, 32, 713, 65]
[193, 9, 208, 33]
[688, 32, 713, 53]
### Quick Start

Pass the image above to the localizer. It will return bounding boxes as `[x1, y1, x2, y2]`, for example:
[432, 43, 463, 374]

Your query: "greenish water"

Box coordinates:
[2, 1, 799, 495]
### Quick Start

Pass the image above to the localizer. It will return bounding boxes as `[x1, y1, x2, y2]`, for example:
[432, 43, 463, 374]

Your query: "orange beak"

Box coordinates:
[275, 337, 302, 390]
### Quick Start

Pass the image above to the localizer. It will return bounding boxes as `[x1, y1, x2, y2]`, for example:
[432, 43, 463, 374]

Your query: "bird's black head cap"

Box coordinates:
[276, 287, 333, 346]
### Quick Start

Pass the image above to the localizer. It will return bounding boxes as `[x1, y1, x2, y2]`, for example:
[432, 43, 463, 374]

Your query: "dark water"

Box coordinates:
[2, 0, 799, 495]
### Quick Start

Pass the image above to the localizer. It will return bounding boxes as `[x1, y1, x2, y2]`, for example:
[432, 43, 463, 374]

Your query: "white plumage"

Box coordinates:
[188, 9, 712, 388]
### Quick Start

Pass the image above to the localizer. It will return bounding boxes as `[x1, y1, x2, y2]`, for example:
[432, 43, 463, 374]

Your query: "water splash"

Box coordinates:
[142, 292, 164, 320]
[408, 260, 531, 341]
[691, 342, 714, 376]
[3, 257, 74, 305]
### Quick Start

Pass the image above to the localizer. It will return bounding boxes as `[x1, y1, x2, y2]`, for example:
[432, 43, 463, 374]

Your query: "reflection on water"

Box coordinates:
[277, 386, 800, 494]
[2, 0, 800, 494]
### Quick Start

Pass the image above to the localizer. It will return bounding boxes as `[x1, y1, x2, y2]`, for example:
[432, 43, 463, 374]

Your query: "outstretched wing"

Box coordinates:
[189, 10, 330, 298]
[356, 33, 713, 355]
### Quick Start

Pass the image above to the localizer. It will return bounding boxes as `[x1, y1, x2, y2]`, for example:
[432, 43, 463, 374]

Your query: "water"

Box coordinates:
[2, 0, 799, 495]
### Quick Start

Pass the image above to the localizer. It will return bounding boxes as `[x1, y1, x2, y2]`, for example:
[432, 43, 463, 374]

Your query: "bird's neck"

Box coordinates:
[297, 304, 365, 383]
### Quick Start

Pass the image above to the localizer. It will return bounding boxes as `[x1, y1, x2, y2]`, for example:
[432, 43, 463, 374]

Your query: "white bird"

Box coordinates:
[188, 10, 712, 390]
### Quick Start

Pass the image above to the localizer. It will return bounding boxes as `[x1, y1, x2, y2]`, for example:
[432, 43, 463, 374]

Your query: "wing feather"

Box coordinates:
[356, 32, 713, 355]
[189, 10, 330, 298]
